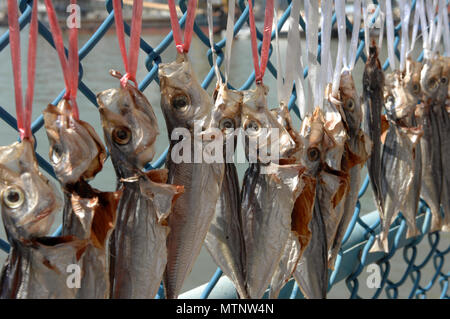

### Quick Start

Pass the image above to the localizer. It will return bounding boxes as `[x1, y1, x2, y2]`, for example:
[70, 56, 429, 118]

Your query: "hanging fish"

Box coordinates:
[239, 85, 304, 299]
[416, 57, 443, 231]
[43, 99, 122, 298]
[433, 56, 450, 231]
[328, 71, 371, 268]
[0, 138, 91, 299]
[98, 70, 182, 299]
[371, 67, 423, 252]
[362, 43, 385, 228]
[293, 107, 349, 299]
[204, 83, 248, 298]
[159, 53, 224, 299]
[268, 103, 314, 299]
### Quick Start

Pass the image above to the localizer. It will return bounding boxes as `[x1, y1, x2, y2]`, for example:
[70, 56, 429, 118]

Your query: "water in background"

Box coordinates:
[0, 25, 447, 298]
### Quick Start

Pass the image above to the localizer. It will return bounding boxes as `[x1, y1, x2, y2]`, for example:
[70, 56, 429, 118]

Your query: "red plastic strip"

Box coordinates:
[44, 0, 80, 119]
[112, 0, 143, 87]
[168, 0, 198, 53]
[8, 0, 38, 140]
[68, 0, 79, 119]
[24, 0, 38, 138]
[248, 0, 274, 84]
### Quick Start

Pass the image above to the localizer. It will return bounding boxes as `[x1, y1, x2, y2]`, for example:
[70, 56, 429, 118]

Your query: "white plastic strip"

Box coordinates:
[224, 0, 235, 84]
[274, 0, 283, 101]
[348, 0, 361, 70]
[440, 0, 450, 56]
[408, 1, 420, 57]
[418, 0, 430, 58]
[306, 0, 320, 108]
[399, 0, 411, 71]
[317, 0, 332, 109]
[281, 0, 301, 104]
[432, 0, 444, 54]
[363, 0, 370, 56]
[386, 0, 396, 70]
[426, 0, 437, 50]
[332, 0, 346, 95]
[207, 0, 221, 83]
[377, 0, 386, 53]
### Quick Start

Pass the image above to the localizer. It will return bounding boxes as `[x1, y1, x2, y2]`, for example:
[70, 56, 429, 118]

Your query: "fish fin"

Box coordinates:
[140, 178, 184, 224]
[380, 115, 390, 144]
[89, 189, 122, 249]
[292, 175, 316, 257]
[145, 168, 169, 184]
[77, 120, 107, 180]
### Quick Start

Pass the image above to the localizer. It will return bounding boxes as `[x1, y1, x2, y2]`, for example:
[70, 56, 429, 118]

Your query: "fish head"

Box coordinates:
[97, 76, 159, 171]
[299, 107, 330, 175]
[421, 58, 443, 101]
[384, 71, 417, 121]
[0, 139, 61, 240]
[241, 84, 296, 163]
[436, 56, 449, 104]
[404, 57, 422, 100]
[159, 53, 214, 133]
[336, 70, 362, 137]
[43, 99, 106, 186]
[210, 83, 242, 146]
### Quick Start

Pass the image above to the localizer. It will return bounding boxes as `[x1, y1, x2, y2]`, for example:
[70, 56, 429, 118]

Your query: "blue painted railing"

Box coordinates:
[0, 0, 448, 299]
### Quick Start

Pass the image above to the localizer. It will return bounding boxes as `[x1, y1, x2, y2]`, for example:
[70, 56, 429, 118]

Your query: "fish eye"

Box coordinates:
[2, 186, 25, 209]
[219, 118, 235, 131]
[244, 120, 260, 135]
[112, 126, 132, 145]
[50, 144, 63, 164]
[345, 98, 355, 111]
[441, 76, 448, 85]
[307, 147, 320, 162]
[387, 95, 395, 104]
[412, 83, 420, 94]
[171, 94, 189, 111]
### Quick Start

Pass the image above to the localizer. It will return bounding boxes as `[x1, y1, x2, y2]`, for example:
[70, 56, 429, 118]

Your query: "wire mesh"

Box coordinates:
[0, 0, 448, 299]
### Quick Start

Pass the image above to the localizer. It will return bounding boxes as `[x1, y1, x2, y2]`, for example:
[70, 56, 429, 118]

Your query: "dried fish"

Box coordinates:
[98, 71, 182, 299]
[0, 139, 89, 299]
[328, 71, 371, 269]
[240, 85, 303, 299]
[159, 53, 224, 299]
[204, 84, 248, 298]
[371, 69, 423, 252]
[362, 43, 385, 224]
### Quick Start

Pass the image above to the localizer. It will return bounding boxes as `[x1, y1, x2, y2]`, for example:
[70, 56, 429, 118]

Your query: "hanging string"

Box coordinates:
[111, 0, 143, 87]
[248, 0, 274, 85]
[44, 0, 80, 119]
[362, 0, 370, 56]
[332, 0, 346, 96]
[432, 0, 443, 54]
[206, 0, 221, 83]
[399, 0, 411, 71]
[377, 0, 386, 54]
[168, 0, 198, 54]
[274, 0, 301, 105]
[8, 0, 38, 140]
[318, 0, 332, 108]
[425, 0, 437, 52]
[440, 0, 450, 56]
[224, 0, 236, 84]
[408, 0, 421, 57]
[385, 0, 396, 70]
[417, 0, 430, 58]
[348, 0, 361, 70]
[306, 0, 319, 107]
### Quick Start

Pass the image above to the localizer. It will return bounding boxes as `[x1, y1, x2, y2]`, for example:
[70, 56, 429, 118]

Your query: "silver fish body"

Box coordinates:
[159, 54, 224, 299]
[204, 84, 248, 298]
[98, 75, 180, 299]
[0, 139, 90, 299]
[328, 71, 371, 269]
[362, 44, 385, 221]
[44, 99, 119, 298]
